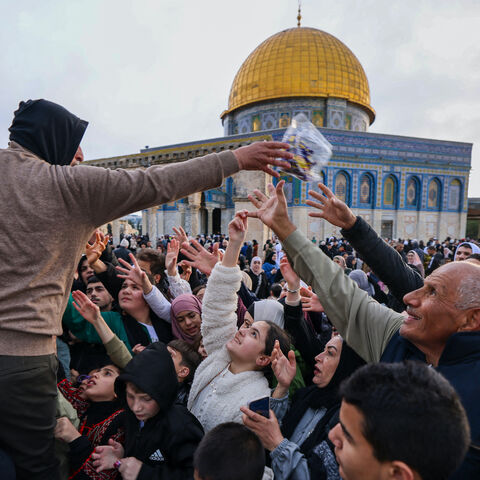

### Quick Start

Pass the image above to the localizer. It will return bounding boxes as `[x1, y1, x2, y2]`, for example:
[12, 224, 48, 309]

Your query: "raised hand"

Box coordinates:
[241, 407, 284, 452]
[181, 239, 220, 276]
[228, 211, 248, 245]
[92, 438, 124, 472]
[72, 290, 102, 325]
[166, 238, 180, 276]
[116, 254, 152, 294]
[300, 286, 324, 313]
[178, 261, 192, 282]
[234, 141, 293, 178]
[279, 256, 300, 290]
[271, 340, 296, 397]
[247, 181, 296, 241]
[86, 230, 109, 266]
[306, 183, 356, 230]
[172, 226, 189, 246]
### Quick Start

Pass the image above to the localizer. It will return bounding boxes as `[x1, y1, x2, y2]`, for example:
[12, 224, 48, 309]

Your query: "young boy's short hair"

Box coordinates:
[338, 361, 470, 480]
[168, 339, 202, 384]
[194, 422, 264, 480]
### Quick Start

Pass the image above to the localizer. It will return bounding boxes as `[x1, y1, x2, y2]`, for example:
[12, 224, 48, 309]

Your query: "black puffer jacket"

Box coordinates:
[115, 343, 203, 480]
[341, 216, 423, 308]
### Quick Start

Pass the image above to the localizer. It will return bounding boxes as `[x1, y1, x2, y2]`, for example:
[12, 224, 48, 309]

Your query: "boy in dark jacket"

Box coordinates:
[93, 343, 204, 479]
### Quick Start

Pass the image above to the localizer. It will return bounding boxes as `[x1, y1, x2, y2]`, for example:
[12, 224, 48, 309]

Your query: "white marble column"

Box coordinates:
[112, 219, 121, 246]
[206, 207, 214, 235]
[148, 207, 158, 242]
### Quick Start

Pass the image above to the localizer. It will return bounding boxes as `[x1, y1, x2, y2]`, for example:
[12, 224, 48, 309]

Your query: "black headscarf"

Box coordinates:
[8, 99, 88, 166]
[281, 341, 365, 453]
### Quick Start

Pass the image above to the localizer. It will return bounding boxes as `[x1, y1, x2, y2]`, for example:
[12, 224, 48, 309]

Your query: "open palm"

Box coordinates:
[247, 181, 289, 230]
[306, 183, 356, 230]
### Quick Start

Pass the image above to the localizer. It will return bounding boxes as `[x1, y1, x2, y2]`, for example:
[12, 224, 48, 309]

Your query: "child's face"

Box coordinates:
[167, 346, 189, 382]
[126, 382, 160, 421]
[83, 366, 119, 402]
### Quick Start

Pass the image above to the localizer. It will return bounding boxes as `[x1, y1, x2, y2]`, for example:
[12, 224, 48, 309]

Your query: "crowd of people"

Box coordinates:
[0, 99, 479, 480]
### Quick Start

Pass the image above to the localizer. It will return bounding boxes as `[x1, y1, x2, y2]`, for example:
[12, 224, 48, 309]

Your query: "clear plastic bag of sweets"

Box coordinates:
[278, 113, 332, 181]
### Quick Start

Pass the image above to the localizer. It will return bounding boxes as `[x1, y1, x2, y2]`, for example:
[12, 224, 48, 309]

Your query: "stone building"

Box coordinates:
[87, 23, 472, 245]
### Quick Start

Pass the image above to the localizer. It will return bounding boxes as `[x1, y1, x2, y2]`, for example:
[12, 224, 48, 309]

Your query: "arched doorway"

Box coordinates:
[212, 208, 221, 234]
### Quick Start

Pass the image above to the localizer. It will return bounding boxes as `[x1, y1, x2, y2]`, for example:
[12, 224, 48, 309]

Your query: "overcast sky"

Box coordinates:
[1, 0, 479, 195]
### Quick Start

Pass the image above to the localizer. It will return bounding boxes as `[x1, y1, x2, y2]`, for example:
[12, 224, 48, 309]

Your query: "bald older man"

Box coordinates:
[247, 181, 480, 479]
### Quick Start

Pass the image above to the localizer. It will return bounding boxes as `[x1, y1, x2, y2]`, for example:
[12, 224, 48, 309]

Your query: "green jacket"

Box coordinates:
[282, 230, 403, 363]
[62, 294, 134, 352]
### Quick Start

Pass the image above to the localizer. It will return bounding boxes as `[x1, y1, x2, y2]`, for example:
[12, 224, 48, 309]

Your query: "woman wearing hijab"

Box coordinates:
[345, 254, 356, 272]
[406, 250, 425, 278]
[262, 252, 278, 285]
[242, 335, 364, 480]
[247, 256, 270, 299]
[170, 293, 202, 344]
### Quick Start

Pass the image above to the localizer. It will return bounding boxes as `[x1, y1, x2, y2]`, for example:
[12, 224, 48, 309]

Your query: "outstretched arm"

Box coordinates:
[247, 182, 404, 363]
[200, 213, 246, 355]
[307, 183, 423, 304]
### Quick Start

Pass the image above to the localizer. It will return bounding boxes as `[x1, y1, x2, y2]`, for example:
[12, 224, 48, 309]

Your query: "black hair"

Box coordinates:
[192, 284, 207, 296]
[86, 275, 102, 285]
[167, 339, 202, 384]
[467, 253, 480, 261]
[136, 248, 170, 299]
[339, 362, 470, 480]
[261, 321, 291, 377]
[194, 422, 265, 480]
[269, 283, 282, 299]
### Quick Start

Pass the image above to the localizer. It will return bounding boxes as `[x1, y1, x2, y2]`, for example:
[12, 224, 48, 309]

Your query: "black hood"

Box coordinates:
[8, 99, 88, 166]
[115, 342, 178, 413]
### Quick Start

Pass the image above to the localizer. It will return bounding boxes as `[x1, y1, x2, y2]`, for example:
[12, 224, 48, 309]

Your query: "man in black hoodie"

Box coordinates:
[93, 343, 204, 479]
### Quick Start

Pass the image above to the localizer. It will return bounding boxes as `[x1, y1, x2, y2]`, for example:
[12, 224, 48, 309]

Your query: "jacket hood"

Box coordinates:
[454, 242, 480, 261]
[8, 99, 88, 166]
[115, 342, 178, 412]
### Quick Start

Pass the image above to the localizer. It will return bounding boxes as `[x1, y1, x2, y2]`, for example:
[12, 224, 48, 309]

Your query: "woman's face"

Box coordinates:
[312, 336, 343, 388]
[251, 258, 262, 274]
[79, 258, 94, 285]
[83, 365, 120, 402]
[333, 257, 345, 270]
[118, 279, 148, 314]
[407, 252, 415, 263]
[226, 320, 269, 367]
[175, 310, 201, 338]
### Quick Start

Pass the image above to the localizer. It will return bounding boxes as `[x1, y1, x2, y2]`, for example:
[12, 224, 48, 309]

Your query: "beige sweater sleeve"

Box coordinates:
[58, 150, 239, 228]
[282, 229, 404, 363]
[104, 336, 133, 369]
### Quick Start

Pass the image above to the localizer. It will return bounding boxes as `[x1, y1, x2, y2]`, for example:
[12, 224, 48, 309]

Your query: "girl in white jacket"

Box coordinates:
[188, 212, 296, 432]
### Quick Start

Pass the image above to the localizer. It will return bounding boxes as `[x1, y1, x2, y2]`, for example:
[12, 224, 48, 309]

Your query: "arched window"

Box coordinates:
[427, 178, 442, 209]
[406, 176, 421, 209]
[383, 176, 397, 207]
[449, 179, 462, 211]
[359, 173, 373, 206]
[334, 172, 349, 204]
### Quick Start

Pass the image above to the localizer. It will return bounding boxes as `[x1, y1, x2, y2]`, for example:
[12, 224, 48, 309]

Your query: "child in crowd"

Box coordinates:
[188, 212, 296, 432]
[55, 363, 125, 479]
[194, 423, 265, 480]
[71, 290, 202, 407]
[92, 343, 204, 479]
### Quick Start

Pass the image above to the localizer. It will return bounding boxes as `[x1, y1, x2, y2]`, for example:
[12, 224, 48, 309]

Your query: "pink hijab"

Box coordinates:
[170, 293, 202, 343]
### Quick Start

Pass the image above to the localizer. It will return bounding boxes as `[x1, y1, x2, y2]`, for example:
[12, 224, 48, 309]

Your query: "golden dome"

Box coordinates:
[221, 27, 375, 123]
